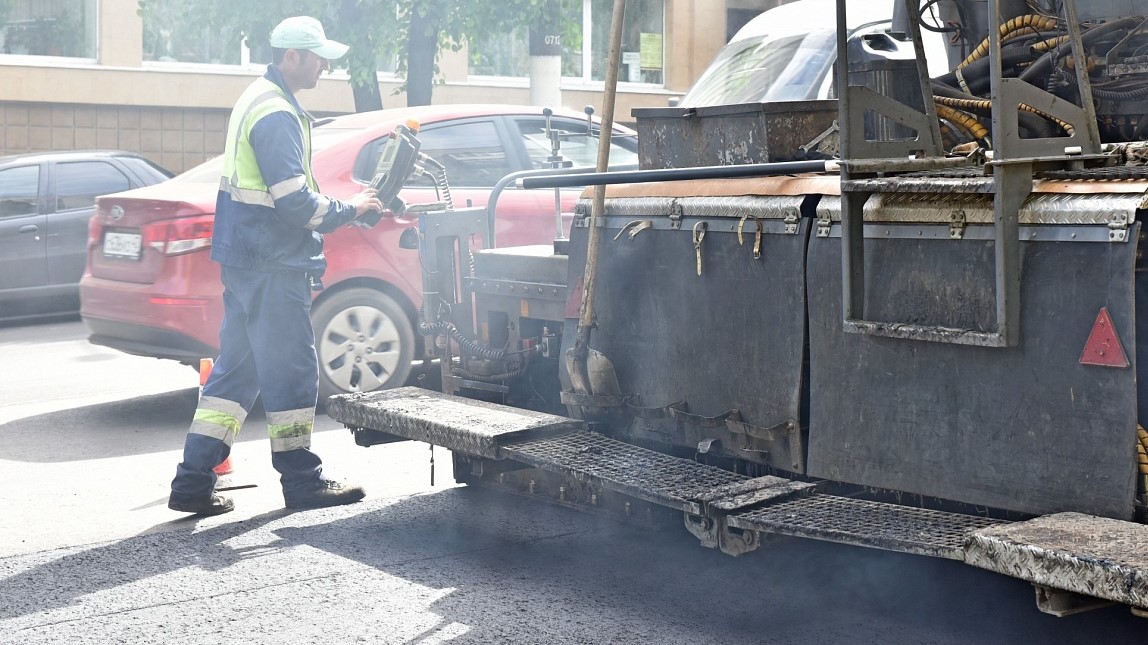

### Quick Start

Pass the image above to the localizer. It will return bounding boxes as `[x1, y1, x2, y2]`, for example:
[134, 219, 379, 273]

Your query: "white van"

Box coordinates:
[680, 0, 952, 108]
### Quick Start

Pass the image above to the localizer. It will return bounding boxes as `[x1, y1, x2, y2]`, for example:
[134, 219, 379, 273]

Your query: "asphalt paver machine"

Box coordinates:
[330, 0, 1148, 617]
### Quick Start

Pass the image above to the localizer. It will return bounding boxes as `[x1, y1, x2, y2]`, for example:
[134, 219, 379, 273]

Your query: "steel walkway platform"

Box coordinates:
[328, 387, 1148, 610]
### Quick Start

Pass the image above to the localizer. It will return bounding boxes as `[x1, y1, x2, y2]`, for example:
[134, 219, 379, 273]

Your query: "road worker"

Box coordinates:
[168, 16, 383, 515]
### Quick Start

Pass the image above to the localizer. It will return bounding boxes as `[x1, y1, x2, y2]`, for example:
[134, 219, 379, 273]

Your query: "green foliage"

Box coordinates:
[137, 0, 567, 109]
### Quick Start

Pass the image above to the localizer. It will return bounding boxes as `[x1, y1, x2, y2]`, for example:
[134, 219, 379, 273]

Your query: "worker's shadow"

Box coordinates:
[0, 509, 291, 621]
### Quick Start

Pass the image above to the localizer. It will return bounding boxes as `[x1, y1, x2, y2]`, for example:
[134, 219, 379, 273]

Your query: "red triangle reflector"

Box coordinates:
[1079, 307, 1130, 368]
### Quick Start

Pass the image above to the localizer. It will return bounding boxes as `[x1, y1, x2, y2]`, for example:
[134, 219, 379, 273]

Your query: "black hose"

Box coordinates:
[1018, 17, 1144, 84]
[418, 315, 506, 360]
[1087, 84, 1148, 101]
[931, 82, 1058, 138]
[932, 46, 1035, 95]
[452, 362, 528, 382]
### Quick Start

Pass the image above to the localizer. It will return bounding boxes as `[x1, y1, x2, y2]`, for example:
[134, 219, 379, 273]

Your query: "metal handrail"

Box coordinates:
[485, 164, 638, 247]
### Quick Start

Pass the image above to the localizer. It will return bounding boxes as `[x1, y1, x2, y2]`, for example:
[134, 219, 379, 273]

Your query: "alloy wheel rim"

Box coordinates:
[318, 304, 403, 392]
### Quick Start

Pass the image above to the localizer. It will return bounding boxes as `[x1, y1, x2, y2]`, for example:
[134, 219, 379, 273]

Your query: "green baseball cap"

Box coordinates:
[269, 16, 349, 61]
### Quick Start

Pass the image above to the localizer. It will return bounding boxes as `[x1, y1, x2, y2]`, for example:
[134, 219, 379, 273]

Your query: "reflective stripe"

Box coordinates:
[305, 195, 332, 230]
[223, 181, 277, 208]
[269, 175, 307, 200]
[271, 435, 312, 452]
[268, 408, 314, 452]
[268, 420, 313, 439]
[267, 407, 314, 426]
[188, 396, 248, 446]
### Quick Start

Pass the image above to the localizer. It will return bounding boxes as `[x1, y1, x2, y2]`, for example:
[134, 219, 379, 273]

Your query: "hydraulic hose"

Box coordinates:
[933, 46, 1034, 95]
[1018, 17, 1144, 84]
[1138, 426, 1148, 503]
[934, 95, 1074, 135]
[451, 359, 529, 383]
[934, 104, 990, 144]
[957, 15, 1060, 69]
[1087, 85, 1148, 101]
[932, 81, 1058, 138]
[418, 315, 507, 361]
[1139, 425, 1148, 476]
[1032, 35, 1070, 53]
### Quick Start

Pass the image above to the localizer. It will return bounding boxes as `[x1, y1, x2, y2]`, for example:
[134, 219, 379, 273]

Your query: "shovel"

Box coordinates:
[567, 0, 627, 416]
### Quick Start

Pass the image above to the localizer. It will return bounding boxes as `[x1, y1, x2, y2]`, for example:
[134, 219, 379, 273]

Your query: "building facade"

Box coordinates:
[0, 0, 784, 173]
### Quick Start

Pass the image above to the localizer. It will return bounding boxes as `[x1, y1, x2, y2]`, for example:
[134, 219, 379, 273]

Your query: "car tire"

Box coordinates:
[311, 287, 415, 402]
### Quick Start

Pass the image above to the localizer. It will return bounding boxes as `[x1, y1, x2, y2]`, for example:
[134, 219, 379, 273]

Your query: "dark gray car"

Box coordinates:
[0, 150, 171, 322]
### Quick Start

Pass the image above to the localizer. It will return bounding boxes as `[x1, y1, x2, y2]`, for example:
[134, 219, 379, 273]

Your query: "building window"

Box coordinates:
[140, 0, 245, 64]
[466, 0, 664, 85]
[0, 0, 97, 58]
[469, 25, 530, 78]
[55, 161, 130, 211]
[589, 0, 663, 84]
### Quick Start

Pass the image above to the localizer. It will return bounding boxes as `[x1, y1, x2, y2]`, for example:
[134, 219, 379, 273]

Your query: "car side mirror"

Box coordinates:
[398, 226, 420, 250]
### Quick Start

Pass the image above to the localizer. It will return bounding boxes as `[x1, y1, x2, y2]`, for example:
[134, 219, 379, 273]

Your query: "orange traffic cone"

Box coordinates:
[200, 358, 234, 476]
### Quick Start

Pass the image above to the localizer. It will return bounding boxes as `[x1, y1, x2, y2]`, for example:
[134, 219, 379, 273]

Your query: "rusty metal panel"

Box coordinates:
[561, 201, 810, 472]
[966, 513, 1148, 608]
[805, 222, 1140, 519]
[633, 101, 838, 170]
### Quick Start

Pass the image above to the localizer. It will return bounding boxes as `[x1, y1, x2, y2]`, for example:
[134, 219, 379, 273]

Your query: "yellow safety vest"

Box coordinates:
[219, 77, 318, 208]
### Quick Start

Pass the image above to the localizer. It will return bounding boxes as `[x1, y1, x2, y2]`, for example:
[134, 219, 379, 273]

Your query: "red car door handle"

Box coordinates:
[18, 224, 39, 234]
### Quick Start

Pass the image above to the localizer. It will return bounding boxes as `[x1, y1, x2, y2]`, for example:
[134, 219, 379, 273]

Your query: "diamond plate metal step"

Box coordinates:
[502, 430, 814, 516]
[327, 387, 582, 459]
[728, 495, 1008, 560]
[966, 513, 1148, 609]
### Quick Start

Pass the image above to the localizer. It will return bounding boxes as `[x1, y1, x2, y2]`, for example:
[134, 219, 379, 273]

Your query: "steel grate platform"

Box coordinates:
[728, 495, 1008, 560]
[330, 387, 1022, 563]
[502, 431, 814, 516]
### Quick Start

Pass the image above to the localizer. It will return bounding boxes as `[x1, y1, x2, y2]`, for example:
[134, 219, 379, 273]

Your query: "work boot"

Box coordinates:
[168, 493, 235, 516]
[283, 478, 365, 509]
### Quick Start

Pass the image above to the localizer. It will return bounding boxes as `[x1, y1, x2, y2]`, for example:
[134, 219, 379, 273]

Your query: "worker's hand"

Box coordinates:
[349, 188, 384, 218]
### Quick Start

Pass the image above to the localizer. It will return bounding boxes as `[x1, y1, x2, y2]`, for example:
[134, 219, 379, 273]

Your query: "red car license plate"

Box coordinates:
[103, 231, 142, 259]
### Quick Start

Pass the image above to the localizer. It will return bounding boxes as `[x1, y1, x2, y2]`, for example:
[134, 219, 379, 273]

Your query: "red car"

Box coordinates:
[81, 105, 637, 398]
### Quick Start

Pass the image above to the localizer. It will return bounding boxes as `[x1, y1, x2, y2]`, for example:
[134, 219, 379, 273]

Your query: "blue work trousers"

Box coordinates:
[171, 265, 324, 501]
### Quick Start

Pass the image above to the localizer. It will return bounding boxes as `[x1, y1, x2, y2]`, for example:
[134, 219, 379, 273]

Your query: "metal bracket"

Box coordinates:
[1110, 212, 1130, 243]
[725, 417, 804, 473]
[684, 513, 761, 557]
[988, 0, 1101, 160]
[949, 209, 967, 240]
[817, 209, 833, 238]
[784, 208, 800, 235]
[835, 0, 944, 161]
[669, 201, 684, 230]
[1034, 585, 1116, 617]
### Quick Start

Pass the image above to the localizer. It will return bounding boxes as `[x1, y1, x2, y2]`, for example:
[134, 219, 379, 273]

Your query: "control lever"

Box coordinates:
[543, 108, 571, 241]
[359, 120, 422, 226]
